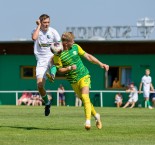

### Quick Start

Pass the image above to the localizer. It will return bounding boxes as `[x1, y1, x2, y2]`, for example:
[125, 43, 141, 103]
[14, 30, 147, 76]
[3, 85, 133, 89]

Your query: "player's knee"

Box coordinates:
[37, 82, 44, 89]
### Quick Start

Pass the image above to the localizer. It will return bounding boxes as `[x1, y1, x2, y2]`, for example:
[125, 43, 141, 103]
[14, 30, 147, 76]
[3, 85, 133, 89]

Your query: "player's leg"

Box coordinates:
[146, 97, 153, 109]
[46, 65, 57, 82]
[144, 91, 152, 109]
[46, 58, 57, 82]
[89, 101, 102, 129]
[80, 75, 102, 129]
[36, 64, 52, 116]
[81, 87, 91, 130]
[37, 78, 48, 103]
[75, 96, 78, 107]
[79, 76, 92, 130]
[79, 98, 82, 107]
[72, 82, 91, 130]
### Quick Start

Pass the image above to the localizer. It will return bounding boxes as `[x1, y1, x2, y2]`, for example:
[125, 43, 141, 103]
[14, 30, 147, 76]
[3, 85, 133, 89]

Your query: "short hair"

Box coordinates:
[61, 32, 75, 42]
[39, 14, 50, 22]
[145, 69, 150, 72]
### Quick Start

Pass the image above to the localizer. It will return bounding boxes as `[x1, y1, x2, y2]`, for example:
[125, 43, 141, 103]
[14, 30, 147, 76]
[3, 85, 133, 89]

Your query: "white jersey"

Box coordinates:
[141, 75, 152, 91]
[32, 27, 61, 79]
[32, 27, 61, 60]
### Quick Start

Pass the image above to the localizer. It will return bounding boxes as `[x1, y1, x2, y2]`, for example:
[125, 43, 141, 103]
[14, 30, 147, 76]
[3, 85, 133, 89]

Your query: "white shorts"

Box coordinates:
[128, 96, 138, 103]
[143, 91, 150, 98]
[36, 57, 53, 79]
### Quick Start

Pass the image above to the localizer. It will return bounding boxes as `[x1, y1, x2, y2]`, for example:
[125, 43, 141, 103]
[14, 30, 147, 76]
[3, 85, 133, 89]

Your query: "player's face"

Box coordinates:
[62, 40, 73, 50]
[145, 70, 150, 76]
[67, 40, 74, 48]
[41, 18, 50, 31]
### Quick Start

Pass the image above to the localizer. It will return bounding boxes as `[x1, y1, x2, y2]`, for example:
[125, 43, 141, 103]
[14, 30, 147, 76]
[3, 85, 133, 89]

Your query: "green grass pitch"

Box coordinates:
[0, 106, 155, 145]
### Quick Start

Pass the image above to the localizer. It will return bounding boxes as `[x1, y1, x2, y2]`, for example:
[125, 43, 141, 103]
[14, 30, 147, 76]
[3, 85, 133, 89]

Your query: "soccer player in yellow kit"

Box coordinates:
[48, 32, 109, 130]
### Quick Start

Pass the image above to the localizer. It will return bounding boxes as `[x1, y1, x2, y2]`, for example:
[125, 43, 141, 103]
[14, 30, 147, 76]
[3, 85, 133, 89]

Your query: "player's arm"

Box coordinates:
[32, 20, 41, 40]
[83, 53, 109, 71]
[150, 83, 154, 92]
[52, 55, 76, 73]
[58, 65, 76, 73]
[77, 45, 109, 71]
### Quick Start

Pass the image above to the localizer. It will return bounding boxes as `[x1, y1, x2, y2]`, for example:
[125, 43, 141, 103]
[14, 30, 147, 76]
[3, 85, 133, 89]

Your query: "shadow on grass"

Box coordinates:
[0, 125, 74, 131]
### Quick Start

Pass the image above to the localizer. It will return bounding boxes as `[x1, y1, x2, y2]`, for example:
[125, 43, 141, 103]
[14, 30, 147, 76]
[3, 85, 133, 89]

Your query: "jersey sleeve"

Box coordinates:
[77, 44, 85, 56]
[141, 77, 144, 83]
[53, 55, 63, 68]
[53, 29, 61, 42]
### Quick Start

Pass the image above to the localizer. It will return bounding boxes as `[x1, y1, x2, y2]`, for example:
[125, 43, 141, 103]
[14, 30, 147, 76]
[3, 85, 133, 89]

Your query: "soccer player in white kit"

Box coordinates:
[31, 14, 61, 116]
[139, 69, 154, 109]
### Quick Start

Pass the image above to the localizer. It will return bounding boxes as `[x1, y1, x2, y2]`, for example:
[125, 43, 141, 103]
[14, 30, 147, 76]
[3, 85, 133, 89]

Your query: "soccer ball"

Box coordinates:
[50, 42, 63, 55]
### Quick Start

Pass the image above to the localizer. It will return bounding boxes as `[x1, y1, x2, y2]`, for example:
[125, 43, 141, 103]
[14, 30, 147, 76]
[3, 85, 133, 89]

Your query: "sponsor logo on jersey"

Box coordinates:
[73, 51, 77, 55]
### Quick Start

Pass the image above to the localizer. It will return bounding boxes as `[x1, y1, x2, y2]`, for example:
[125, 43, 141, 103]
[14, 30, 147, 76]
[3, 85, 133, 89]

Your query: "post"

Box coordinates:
[57, 91, 59, 106]
[16, 92, 18, 106]
[100, 91, 103, 107]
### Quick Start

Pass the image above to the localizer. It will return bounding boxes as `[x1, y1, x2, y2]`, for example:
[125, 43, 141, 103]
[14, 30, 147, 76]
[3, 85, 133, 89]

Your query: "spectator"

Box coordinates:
[75, 93, 82, 107]
[112, 77, 121, 88]
[58, 84, 66, 106]
[18, 91, 32, 105]
[115, 93, 123, 108]
[123, 82, 138, 108]
[27, 92, 43, 106]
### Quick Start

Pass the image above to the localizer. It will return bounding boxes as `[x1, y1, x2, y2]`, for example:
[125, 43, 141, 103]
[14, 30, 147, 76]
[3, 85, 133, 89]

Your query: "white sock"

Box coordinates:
[94, 113, 100, 121]
[85, 120, 91, 125]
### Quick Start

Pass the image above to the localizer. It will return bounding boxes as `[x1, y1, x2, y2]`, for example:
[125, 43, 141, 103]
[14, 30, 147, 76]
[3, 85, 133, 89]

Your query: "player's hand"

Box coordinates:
[138, 90, 141, 94]
[36, 19, 41, 26]
[101, 64, 109, 71]
[71, 65, 76, 70]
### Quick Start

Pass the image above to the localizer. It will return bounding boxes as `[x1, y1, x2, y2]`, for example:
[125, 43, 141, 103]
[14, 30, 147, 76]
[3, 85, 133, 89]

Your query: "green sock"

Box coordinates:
[145, 101, 147, 108]
[147, 100, 151, 106]
[42, 94, 48, 104]
[50, 65, 57, 76]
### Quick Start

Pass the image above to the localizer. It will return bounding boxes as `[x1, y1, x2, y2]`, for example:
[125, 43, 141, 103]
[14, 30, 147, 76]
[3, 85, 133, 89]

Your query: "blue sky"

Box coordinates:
[0, 0, 155, 41]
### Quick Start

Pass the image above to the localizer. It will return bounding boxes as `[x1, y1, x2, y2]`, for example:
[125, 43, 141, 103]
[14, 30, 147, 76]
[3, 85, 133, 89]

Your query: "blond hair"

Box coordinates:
[61, 32, 75, 42]
[145, 69, 150, 72]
